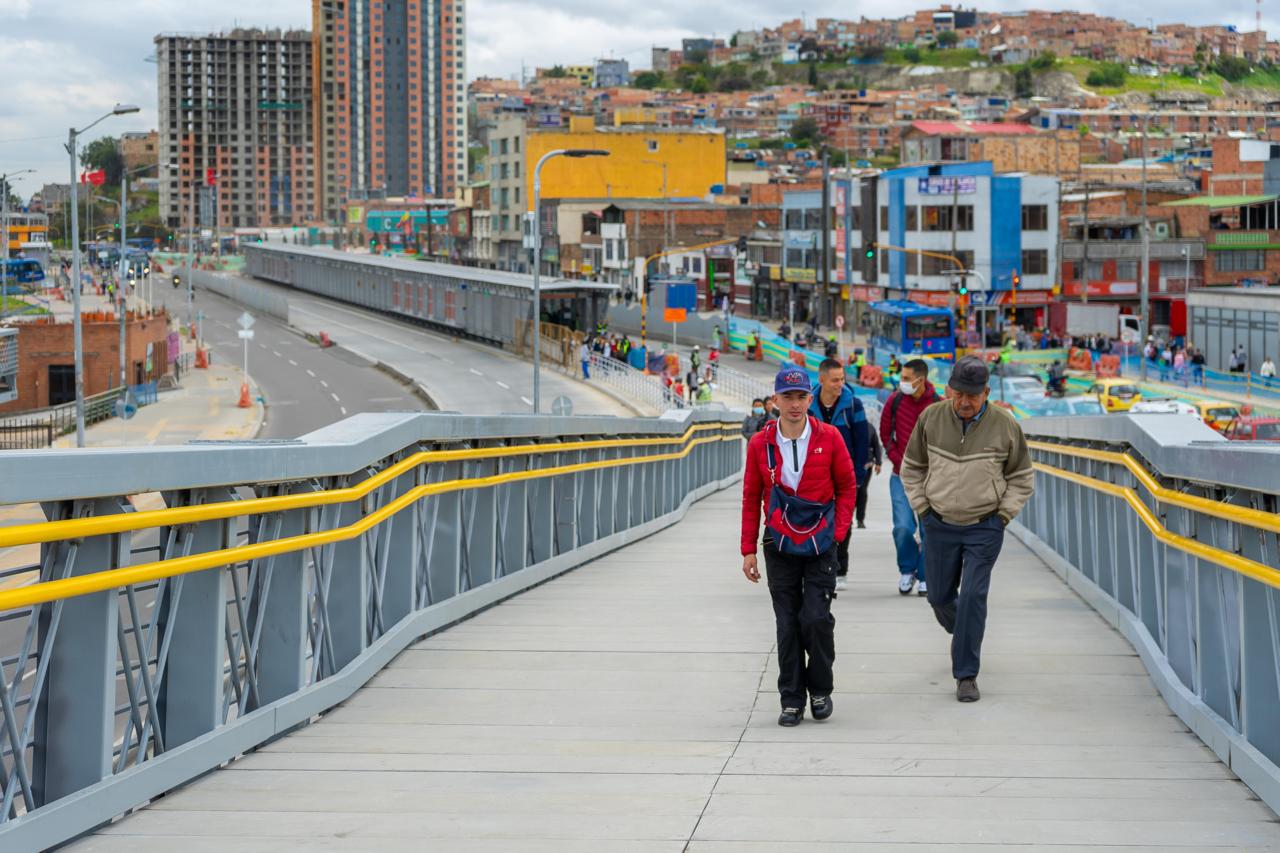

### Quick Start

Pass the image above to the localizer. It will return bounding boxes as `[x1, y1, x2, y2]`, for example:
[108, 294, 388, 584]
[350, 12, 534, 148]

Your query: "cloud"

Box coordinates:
[2, 1, 1277, 194]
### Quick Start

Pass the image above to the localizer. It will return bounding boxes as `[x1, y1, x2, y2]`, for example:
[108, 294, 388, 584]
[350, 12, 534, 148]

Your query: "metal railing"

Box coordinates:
[709, 361, 773, 406]
[0, 410, 744, 849]
[1014, 413, 1280, 816]
[0, 382, 161, 449]
[587, 353, 686, 413]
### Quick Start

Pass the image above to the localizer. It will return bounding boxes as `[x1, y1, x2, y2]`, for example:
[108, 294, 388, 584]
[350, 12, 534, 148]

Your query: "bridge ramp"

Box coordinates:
[71, 475, 1280, 851]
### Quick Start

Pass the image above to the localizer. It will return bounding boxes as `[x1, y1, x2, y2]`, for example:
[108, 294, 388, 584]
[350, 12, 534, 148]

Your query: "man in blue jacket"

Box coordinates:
[810, 357, 870, 591]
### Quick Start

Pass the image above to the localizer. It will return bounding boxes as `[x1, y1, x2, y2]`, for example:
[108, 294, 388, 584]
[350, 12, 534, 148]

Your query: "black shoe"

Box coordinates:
[810, 694, 833, 721]
[778, 706, 804, 727]
[856, 521, 866, 529]
[956, 677, 980, 703]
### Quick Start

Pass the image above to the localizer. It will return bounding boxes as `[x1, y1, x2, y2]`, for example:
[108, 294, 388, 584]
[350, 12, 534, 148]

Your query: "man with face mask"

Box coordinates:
[742, 398, 769, 438]
[878, 358, 938, 595]
[899, 356, 1035, 702]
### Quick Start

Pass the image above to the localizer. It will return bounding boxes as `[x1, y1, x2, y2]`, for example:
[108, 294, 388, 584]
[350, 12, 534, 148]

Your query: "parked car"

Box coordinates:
[1193, 400, 1242, 433]
[1130, 399, 1200, 416]
[990, 375, 1046, 403]
[1224, 417, 1280, 442]
[1085, 378, 1142, 413]
[1019, 395, 1106, 418]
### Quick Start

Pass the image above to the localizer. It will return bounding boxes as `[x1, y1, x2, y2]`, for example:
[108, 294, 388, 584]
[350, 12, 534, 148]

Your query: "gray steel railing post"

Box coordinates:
[327, 473, 371, 670]
[496, 455, 527, 579]
[246, 485, 315, 709]
[577, 447, 599, 548]
[32, 497, 129, 806]
[424, 461, 462, 604]
[381, 466, 422, 625]
[157, 487, 236, 749]
[528, 453, 554, 565]
[465, 457, 499, 589]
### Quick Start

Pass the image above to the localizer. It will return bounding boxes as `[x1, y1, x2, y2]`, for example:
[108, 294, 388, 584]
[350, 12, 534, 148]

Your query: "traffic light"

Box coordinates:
[172, 274, 181, 289]
[1012, 272, 1021, 289]
[864, 241, 877, 261]
[958, 279, 969, 296]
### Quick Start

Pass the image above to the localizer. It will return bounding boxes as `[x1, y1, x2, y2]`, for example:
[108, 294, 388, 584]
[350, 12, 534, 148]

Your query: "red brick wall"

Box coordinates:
[0, 312, 172, 414]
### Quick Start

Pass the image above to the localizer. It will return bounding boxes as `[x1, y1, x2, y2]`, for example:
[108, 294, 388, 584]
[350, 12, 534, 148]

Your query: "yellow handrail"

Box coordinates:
[0, 422, 738, 549]
[1027, 440, 1280, 535]
[0, 429, 740, 612]
[1031, 460, 1280, 591]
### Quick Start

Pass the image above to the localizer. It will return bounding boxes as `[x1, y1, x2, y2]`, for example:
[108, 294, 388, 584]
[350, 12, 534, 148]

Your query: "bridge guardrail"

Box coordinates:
[586, 353, 686, 413]
[1015, 414, 1280, 816]
[0, 410, 744, 849]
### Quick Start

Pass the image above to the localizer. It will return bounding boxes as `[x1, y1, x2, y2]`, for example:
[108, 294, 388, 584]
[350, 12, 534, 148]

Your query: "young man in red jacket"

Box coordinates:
[879, 358, 939, 596]
[742, 365, 857, 726]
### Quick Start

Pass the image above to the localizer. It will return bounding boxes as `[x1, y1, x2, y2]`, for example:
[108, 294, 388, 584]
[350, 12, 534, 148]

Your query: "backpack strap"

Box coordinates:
[888, 391, 905, 449]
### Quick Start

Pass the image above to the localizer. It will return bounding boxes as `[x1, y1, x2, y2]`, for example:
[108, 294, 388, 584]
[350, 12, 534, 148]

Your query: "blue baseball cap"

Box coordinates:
[774, 365, 811, 395]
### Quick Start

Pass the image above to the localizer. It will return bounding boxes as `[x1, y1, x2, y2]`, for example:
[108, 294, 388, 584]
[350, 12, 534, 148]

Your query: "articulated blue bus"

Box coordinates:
[867, 300, 956, 360]
[1, 258, 45, 288]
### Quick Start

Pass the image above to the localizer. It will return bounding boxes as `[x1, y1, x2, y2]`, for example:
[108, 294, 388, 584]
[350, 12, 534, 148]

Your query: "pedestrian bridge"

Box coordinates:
[1, 411, 1278, 850]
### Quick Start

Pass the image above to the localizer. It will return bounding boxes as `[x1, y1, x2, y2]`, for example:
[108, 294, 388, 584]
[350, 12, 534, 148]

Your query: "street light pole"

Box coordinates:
[65, 103, 140, 447]
[530, 148, 610, 413]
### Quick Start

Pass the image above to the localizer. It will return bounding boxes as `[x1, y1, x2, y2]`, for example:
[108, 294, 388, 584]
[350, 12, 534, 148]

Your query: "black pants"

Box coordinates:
[855, 475, 870, 527]
[763, 540, 837, 708]
[921, 514, 1005, 680]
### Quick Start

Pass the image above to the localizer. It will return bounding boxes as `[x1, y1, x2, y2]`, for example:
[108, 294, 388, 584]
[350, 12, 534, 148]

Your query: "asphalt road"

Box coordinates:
[204, 274, 634, 417]
[196, 289, 427, 440]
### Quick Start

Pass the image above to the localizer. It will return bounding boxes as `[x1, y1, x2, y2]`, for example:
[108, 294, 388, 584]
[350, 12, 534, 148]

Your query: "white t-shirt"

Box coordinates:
[774, 418, 812, 492]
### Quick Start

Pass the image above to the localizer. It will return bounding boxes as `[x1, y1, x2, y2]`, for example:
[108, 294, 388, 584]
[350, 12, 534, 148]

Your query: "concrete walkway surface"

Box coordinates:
[68, 472, 1280, 851]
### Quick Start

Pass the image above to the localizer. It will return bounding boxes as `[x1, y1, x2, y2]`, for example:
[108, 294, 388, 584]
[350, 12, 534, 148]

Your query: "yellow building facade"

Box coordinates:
[524, 116, 726, 211]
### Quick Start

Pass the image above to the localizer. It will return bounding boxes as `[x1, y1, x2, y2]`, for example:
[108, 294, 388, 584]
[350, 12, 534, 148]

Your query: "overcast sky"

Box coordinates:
[0, 0, 1271, 196]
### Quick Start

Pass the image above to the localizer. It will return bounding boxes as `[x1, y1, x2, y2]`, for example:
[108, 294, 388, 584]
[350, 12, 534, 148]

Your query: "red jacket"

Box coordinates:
[741, 416, 856, 556]
[879, 386, 939, 475]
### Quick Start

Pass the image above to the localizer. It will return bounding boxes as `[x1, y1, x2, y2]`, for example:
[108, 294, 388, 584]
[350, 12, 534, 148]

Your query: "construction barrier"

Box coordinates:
[859, 365, 884, 388]
[1096, 355, 1121, 378]
[1067, 348, 1094, 372]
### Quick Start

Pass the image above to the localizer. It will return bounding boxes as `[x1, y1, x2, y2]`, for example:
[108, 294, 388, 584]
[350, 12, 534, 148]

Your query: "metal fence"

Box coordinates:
[1013, 414, 1280, 815]
[709, 362, 773, 407]
[0, 382, 160, 449]
[0, 410, 744, 849]
[587, 353, 686, 413]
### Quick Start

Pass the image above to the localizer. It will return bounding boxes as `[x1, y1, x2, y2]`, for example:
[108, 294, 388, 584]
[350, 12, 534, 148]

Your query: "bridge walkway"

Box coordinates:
[70, 475, 1280, 851]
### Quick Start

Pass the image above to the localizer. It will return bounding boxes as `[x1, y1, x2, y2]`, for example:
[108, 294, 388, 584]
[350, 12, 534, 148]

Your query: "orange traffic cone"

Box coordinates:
[195, 348, 209, 369]
[238, 381, 251, 408]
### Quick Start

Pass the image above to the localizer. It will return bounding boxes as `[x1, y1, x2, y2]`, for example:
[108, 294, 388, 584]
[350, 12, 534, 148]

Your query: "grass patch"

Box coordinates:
[0, 295, 49, 316]
[1059, 57, 1229, 96]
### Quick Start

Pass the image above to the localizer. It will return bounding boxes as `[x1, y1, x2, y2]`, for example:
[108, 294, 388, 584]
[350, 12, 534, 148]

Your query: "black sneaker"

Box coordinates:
[856, 520, 867, 529]
[956, 677, 980, 703]
[778, 706, 804, 727]
[810, 695, 833, 721]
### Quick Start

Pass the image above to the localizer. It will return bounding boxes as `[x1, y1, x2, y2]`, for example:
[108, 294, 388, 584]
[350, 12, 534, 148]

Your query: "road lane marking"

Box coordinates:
[306, 369, 316, 377]
[272, 350, 282, 358]
[331, 393, 340, 402]
[340, 406, 348, 415]
[288, 359, 298, 366]
[496, 381, 510, 390]
[469, 368, 484, 377]
[320, 380, 329, 388]
[521, 396, 533, 407]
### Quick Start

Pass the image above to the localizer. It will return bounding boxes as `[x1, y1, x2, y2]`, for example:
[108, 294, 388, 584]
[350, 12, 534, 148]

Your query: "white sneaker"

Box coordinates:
[917, 580, 928, 596]
[836, 576, 848, 591]
[898, 575, 916, 595]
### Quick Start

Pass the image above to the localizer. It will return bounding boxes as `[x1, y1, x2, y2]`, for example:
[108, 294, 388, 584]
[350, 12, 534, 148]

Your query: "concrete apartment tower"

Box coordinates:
[312, 0, 467, 222]
[155, 29, 316, 230]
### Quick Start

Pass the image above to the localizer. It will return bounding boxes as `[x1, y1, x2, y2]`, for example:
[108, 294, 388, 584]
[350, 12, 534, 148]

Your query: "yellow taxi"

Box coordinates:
[1085, 378, 1142, 413]
[1193, 400, 1242, 433]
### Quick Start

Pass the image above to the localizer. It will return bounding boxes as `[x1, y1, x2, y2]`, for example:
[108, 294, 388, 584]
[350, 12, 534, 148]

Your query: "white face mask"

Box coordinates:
[898, 379, 916, 396]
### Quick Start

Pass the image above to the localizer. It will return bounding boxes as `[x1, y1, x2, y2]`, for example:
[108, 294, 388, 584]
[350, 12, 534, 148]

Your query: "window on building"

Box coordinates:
[605, 240, 614, 261]
[879, 205, 889, 231]
[905, 206, 918, 231]
[880, 250, 889, 274]
[1022, 249, 1049, 275]
[499, 138, 508, 155]
[646, 140, 658, 152]
[921, 250, 973, 275]
[784, 209, 805, 230]
[1115, 259, 1138, 280]
[804, 209, 822, 230]
[849, 207, 861, 229]
[1021, 204, 1048, 230]
[1085, 260, 1105, 282]
[1214, 250, 1265, 272]
[922, 205, 974, 232]
[514, 137, 520, 153]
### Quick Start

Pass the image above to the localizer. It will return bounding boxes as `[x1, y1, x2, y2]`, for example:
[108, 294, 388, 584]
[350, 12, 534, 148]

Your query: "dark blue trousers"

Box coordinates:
[921, 514, 1005, 680]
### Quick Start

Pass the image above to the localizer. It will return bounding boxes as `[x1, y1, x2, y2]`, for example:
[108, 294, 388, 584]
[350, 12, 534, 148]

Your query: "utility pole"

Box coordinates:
[820, 148, 831, 327]
[1140, 114, 1151, 382]
[1080, 182, 1091, 306]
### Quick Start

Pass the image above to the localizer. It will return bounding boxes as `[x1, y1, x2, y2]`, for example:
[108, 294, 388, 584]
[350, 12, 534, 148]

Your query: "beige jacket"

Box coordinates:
[900, 401, 1035, 527]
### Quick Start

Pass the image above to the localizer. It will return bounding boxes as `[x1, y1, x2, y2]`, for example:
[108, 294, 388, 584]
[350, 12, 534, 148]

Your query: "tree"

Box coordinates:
[690, 75, 710, 94]
[544, 65, 567, 78]
[807, 61, 819, 87]
[902, 46, 922, 63]
[1085, 62, 1126, 88]
[750, 68, 771, 87]
[790, 116, 822, 146]
[80, 135, 123, 186]
[1014, 66, 1034, 99]
[855, 44, 885, 62]
[1215, 56, 1252, 82]
[633, 70, 662, 89]
[685, 47, 709, 65]
[936, 30, 959, 49]
[1029, 51, 1057, 71]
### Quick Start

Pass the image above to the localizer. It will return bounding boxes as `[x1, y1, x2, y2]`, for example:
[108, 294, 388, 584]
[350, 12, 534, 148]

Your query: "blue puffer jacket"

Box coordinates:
[809, 384, 871, 484]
